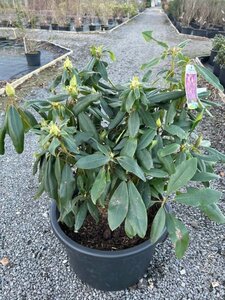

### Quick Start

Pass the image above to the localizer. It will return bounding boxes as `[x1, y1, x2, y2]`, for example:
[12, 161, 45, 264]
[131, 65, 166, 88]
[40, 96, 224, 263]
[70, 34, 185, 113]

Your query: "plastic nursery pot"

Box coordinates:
[207, 28, 219, 39]
[181, 26, 193, 35]
[50, 201, 169, 291]
[213, 62, 221, 77]
[209, 49, 218, 66]
[51, 23, 59, 30]
[40, 24, 50, 30]
[76, 26, 83, 32]
[25, 51, 41, 67]
[219, 67, 225, 89]
[192, 28, 207, 37]
[58, 25, 70, 31]
[101, 24, 109, 31]
[89, 25, 96, 31]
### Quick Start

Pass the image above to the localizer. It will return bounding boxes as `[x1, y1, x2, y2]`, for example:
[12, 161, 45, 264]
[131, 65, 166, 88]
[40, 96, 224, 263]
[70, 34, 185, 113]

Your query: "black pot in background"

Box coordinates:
[214, 25, 224, 31]
[0, 37, 7, 41]
[89, 24, 96, 31]
[116, 18, 123, 25]
[50, 202, 169, 291]
[176, 22, 182, 32]
[190, 21, 199, 29]
[181, 26, 192, 35]
[192, 28, 207, 37]
[101, 24, 109, 31]
[207, 28, 219, 38]
[76, 26, 83, 32]
[213, 62, 221, 77]
[40, 24, 50, 30]
[58, 24, 70, 31]
[1, 20, 9, 27]
[219, 67, 225, 88]
[108, 18, 114, 25]
[51, 23, 59, 30]
[209, 49, 218, 65]
[218, 31, 225, 37]
[25, 51, 41, 67]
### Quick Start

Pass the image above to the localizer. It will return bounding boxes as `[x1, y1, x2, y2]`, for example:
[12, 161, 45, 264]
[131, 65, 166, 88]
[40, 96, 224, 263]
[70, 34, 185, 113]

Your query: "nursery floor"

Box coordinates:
[1, 8, 224, 300]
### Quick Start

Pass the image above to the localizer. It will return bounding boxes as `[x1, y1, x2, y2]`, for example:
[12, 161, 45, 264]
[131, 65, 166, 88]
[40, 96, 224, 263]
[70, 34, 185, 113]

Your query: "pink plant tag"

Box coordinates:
[185, 65, 198, 109]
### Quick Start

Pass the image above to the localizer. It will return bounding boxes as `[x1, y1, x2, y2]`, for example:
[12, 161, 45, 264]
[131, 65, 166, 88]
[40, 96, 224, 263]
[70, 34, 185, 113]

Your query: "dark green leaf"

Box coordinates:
[195, 64, 224, 92]
[75, 202, 88, 232]
[117, 156, 146, 181]
[120, 137, 137, 157]
[128, 111, 140, 137]
[191, 171, 220, 182]
[150, 206, 166, 243]
[108, 181, 129, 231]
[91, 167, 107, 204]
[138, 129, 156, 150]
[76, 154, 110, 169]
[200, 203, 225, 224]
[167, 158, 197, 194]
[158, 143, 180, 158]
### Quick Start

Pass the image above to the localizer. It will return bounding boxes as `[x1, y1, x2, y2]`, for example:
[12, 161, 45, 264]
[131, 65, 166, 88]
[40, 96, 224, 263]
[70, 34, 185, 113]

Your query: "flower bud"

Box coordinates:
[5, 83, 15, 97]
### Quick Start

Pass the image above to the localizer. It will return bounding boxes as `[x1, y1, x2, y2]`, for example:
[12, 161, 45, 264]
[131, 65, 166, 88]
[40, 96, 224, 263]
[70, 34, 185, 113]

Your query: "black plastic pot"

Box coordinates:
[50, 202, 168, 291]
[192, 28, 207, 37]
[58, 25, 70, 31]
[209, 49, 218, 66]
[219, 67, 225, 88]
[218, 31, 225, 37]
[51, 23, 59, 30]
[25, 51, 41, 66]
[176, 22, 182, 32]
[101, 24, 109, 31]
[190, 21, 199, 29]
[116, 18, 123, 25]
[181, 26, 192, 35]
[40, 24, 50, 30]
[213, 62, 221, 77]
[207, 28, 219, 38]
[76, 26, 83, 32]
[89, 24, 96, 31]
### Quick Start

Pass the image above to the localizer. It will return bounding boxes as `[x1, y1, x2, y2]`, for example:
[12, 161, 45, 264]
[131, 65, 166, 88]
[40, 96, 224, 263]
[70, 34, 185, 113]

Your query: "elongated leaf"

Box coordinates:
[158, 143, 180, 157]
[148, 90, 185, 104]
[73, 93, 100, 115]
[138, 129, 156, 150]
[191, 171, 220, 182]
[146, 168, 168, 178]
[164, 125, 186, 139]
[167, 158, 197, 194]
[150, 206, 166, 243]
[137, 149, 153, 170]
[108, 111, 125, 130]
[141, 57, 161, 70]
[120, 137, 137, 157]
[142, 31, 168, 48]
[166, 101, 177, 125]
[166, 213, 189, 258]
[205, 147, 225, 163]
[108, 181, 129, 230]
[75, 202, 88, 232]
[87, 199, 99, 223]
[117, 156, 146, 181]
[200, 203, 225, 224]
[128, 111, 140, 137]
[125, 181, 147, 238]
[76, 154, 110, 169]
[59, 163, 75, 209]
[176, 187, 221, 207]
[91, 167, 107, 204]
[195, 64, 224, 92]
[78, 112, 98, 140]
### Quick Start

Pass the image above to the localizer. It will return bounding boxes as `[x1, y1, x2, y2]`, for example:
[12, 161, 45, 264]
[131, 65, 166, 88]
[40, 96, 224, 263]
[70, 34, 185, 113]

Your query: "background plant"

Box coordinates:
[0, 32, 225, 259]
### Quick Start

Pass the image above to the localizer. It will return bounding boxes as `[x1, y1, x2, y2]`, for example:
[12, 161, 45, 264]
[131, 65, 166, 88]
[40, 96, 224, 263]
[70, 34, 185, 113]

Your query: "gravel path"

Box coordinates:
[1, 8, 224, 300]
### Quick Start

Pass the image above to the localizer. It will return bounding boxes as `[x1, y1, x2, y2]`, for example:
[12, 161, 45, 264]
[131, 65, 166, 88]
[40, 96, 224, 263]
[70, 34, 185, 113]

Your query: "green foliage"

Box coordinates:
[1, 35, 225, 259]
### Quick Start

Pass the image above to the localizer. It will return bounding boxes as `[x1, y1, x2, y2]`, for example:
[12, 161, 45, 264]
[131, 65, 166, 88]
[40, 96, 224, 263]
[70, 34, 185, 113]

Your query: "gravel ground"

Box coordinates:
[0, 8, 224, 300]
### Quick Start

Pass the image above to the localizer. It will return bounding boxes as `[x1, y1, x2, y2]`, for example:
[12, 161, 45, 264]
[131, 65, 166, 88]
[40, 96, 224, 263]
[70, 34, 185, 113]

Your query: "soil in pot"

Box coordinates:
[25, 51, 41, 66]
[213, 62, 221, 77]
[192, 28, 207, 37]
[219, 67, 225, 88]
[209, 49, 218, 65]
[61, 204, 159, 250]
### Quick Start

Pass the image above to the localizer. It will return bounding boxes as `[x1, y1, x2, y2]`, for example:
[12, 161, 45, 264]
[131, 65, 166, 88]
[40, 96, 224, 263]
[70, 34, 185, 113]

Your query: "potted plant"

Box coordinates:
[0, 32, 225, 291]
[209, 34, 225, 65]
[215, 45, 225, 88]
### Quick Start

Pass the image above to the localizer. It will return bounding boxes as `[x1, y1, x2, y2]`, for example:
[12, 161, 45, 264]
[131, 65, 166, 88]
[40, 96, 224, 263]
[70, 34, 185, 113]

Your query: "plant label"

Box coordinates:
[185, 65, 198, 109]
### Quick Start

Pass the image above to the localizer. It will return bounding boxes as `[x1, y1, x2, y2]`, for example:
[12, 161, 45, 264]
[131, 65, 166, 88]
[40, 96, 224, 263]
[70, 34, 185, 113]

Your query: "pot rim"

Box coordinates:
[50, 201, 169, 258]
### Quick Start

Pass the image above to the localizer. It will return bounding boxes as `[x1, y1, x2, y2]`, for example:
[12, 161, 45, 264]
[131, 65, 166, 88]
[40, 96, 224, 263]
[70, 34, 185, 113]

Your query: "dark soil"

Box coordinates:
[61, 205, 159, 251]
